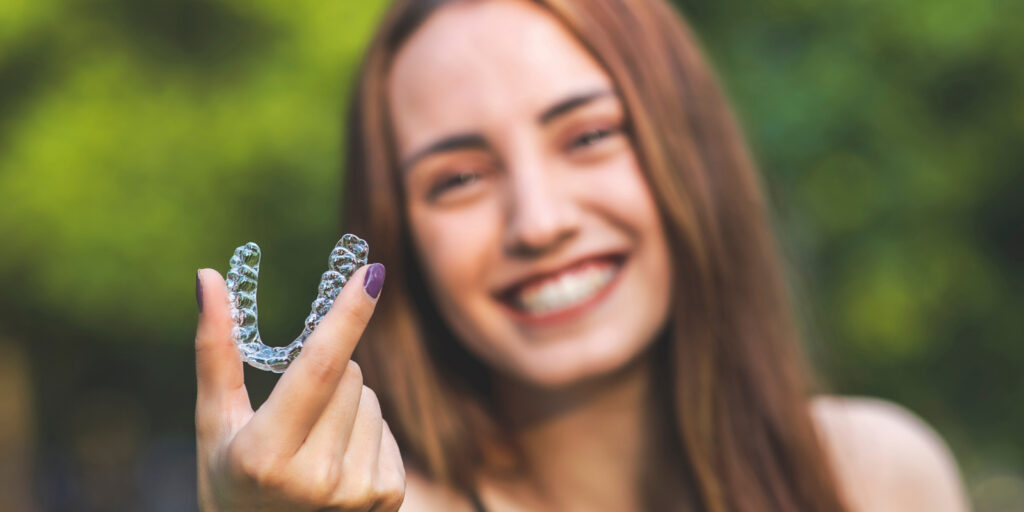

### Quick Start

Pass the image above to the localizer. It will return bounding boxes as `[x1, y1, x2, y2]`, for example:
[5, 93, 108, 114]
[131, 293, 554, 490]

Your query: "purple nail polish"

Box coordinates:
[363, 263, 385, 299]
[195, 271, 204, 313]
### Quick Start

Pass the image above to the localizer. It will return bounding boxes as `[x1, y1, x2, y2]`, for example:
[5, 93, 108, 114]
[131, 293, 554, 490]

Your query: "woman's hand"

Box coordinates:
[194, 264, 405, 512]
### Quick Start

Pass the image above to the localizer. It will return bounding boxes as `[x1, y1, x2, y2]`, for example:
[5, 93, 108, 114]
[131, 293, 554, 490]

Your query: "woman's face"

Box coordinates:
[389, 0, 672, 388]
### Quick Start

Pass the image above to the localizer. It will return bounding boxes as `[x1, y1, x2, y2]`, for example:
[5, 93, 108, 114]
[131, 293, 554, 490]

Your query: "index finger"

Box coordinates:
[248, 262, 385, 450]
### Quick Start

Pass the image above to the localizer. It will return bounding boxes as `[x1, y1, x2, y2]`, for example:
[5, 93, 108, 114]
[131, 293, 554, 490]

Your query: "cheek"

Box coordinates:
[582, 151, 664, 231]
[409, 203, 502, 303]
[585, 151, 673, 309]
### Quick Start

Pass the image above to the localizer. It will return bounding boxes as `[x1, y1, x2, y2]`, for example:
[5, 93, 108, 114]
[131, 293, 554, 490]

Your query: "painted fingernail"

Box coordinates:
[363, 263, 385, 299]
[195, 270, 204, 313]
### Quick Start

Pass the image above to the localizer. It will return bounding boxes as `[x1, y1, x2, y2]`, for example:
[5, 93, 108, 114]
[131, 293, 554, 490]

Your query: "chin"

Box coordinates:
[501, 327, 659, 389]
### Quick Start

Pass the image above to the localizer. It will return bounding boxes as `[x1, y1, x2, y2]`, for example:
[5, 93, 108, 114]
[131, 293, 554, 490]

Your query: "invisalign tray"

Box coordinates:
[225, 234, 369, 372]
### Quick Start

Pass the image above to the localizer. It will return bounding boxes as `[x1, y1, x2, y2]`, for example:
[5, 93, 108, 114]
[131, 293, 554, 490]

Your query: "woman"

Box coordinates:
[194, 0, 971, 510]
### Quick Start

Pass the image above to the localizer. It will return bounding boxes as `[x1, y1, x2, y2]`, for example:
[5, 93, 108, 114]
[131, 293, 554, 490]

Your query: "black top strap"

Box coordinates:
[468, 489, 488, 512]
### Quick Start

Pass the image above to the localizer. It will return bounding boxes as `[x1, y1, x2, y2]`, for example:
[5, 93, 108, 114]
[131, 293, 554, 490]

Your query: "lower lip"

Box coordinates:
[499, 257, 626, 327]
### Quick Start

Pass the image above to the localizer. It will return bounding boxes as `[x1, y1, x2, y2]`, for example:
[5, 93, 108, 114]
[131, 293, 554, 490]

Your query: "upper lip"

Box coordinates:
[492, 250, 628, 300]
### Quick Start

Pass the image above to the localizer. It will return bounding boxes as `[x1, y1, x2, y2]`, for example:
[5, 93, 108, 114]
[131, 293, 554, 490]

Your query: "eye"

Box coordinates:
[568, 126, 621, 150]
[427, 170, 482, 200]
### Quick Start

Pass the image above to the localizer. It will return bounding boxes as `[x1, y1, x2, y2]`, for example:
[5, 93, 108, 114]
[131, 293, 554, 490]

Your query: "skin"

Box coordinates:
[194, 1, 972, 510]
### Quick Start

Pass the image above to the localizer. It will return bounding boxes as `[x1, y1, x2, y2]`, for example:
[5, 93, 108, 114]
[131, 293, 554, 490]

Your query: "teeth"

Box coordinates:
[517, 264, 617, 315]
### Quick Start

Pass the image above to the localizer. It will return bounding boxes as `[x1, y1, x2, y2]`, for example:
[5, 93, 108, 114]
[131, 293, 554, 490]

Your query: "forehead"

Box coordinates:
[388, 0, 613, 151]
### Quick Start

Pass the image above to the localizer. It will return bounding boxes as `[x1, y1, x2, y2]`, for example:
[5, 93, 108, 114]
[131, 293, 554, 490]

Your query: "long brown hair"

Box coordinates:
[342, 0, 849, 510]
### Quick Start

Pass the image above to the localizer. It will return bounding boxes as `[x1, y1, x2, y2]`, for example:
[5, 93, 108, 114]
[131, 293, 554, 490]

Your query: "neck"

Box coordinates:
[485, 350, 686, 511]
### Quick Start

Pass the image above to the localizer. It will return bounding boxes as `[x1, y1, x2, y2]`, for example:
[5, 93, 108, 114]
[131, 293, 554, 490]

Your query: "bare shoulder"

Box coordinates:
[400, 468, 477, 512]
[809, 395, 971, 512]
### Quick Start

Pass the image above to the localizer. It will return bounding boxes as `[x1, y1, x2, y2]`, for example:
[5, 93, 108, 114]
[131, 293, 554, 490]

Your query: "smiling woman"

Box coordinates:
[193, 0, 970, 510]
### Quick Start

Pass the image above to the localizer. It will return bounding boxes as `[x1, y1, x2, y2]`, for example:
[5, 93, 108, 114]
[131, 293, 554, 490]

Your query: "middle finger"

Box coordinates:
[299, 360, 366, 461]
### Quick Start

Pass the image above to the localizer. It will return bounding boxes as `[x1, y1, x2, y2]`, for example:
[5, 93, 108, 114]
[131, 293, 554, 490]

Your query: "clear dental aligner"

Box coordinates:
[226, 234, 369, 373]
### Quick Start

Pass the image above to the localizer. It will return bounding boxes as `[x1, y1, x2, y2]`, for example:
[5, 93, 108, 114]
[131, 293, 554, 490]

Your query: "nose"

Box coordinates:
[501, 152, 580, 258]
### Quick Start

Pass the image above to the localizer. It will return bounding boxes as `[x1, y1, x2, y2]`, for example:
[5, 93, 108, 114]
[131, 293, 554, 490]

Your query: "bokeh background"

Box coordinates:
[0, 0, 1020, 510]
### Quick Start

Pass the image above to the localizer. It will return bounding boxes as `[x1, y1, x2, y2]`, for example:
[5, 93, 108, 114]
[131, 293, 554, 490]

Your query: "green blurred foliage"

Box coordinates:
[0, 0, 1020, 508]
[0, 0, 388, 342]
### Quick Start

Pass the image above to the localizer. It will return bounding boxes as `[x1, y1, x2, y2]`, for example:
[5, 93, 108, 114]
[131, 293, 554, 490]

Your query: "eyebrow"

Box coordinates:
[538, 88, 614, 125]
[400, 88, 615, 173]
[400, 133, 489, 174]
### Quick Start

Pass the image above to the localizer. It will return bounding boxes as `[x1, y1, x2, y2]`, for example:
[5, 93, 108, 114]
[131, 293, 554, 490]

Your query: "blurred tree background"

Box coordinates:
[0, 0, 1020, 510]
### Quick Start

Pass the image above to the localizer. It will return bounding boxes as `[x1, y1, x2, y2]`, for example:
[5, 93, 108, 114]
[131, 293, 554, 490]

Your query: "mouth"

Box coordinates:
[495, 253, 627, 325]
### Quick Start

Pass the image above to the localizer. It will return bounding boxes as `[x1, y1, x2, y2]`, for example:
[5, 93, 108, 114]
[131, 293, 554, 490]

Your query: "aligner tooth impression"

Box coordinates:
[226, 234, 369, 373]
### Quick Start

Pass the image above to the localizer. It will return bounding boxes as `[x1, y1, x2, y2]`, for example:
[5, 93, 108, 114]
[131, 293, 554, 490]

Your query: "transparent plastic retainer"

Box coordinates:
[225, 234, 369, 373]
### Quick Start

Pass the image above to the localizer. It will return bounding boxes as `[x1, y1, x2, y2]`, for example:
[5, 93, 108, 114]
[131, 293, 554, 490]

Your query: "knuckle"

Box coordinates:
[193, 332, 210, 354]
[344, 360, 363, 384]
[360, 385, 381, 412]
[228, 451, 265, 483]
[304, 462, 342, 504]
[194, 330, 226, 359]
[375, 469, 407, 510]
[335, 471, 376, 508]
[227, 442, 280, 486]
[306, 353, 346, 385]
[319, 459, 344, 492]
[378, 487, 407, 511]
[388, 451, 406, 483]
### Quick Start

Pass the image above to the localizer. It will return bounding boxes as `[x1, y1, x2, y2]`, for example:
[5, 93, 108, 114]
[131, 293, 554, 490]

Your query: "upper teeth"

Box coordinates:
[517, 264, 617, 315]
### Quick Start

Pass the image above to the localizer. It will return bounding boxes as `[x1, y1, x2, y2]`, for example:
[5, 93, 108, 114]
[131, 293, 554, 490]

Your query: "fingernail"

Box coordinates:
[363, 263, 385, 299]
[195, 270, 204, 313]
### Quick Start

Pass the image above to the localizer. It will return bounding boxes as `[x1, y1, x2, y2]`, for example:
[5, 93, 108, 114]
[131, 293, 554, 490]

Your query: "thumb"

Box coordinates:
[195, 268, 250, 418]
